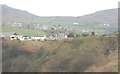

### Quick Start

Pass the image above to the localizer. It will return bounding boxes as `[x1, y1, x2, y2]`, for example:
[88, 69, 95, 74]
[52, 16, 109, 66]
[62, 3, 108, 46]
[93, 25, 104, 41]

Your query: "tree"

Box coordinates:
[82, 34, 89, 37]
[76, 34, 80, 37]
[67, 33, 75, 38]
[91, 32, 95, 36]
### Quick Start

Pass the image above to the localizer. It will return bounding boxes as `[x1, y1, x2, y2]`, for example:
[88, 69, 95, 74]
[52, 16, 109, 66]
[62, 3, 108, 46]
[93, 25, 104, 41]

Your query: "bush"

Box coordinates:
[16, 38, 20, 40]
[76, 34, 81, 37]
[67, 33, 75, 38]
[91, 32, 95, 36]
[82, 34, 89, 37]
[51, 40, 58, 42]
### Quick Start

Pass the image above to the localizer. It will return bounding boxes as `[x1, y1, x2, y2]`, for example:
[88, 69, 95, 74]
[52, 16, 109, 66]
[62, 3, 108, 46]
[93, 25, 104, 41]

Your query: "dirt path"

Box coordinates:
[53, 39, 65, 50]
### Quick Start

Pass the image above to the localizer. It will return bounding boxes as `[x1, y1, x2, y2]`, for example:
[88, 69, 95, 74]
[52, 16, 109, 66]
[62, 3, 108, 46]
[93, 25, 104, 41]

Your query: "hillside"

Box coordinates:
[2, 35, 118, 72]
[77, 9, 118, 26]
[1, 4, 37, 23]
[21, 9, 118, 26]
[1, 26, 45, 36]
[1, 4, 117, 26]
[1, 4, 118, 34]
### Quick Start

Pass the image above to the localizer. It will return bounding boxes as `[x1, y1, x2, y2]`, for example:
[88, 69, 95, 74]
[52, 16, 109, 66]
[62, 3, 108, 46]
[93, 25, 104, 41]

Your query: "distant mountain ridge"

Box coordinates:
[77, 8, 118, 25]
[0, 4, 118, 26]
[0, 4, 37, 22]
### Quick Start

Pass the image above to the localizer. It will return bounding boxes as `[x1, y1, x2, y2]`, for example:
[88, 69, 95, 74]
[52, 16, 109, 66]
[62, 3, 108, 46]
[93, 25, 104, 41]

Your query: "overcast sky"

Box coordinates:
[0, 0, 119, 16]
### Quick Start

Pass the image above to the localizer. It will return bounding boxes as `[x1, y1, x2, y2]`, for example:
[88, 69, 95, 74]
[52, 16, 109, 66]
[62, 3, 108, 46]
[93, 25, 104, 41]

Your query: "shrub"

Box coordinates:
[91, 32, 95, 36]
[82, 34, 89, 37]
[67, 33, 75, 38]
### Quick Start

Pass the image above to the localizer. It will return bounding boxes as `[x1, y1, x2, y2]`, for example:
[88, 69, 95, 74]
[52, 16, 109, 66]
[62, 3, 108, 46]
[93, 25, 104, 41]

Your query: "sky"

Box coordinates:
[0, 0, 119, 16]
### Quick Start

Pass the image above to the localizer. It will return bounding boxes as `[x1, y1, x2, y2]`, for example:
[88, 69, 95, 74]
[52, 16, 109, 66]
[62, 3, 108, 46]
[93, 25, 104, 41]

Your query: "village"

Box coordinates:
[1, 22, 115, 41]
[0, 25, 79, 41]
[1, 24, 99, 41]
[1, 3, 119, 72]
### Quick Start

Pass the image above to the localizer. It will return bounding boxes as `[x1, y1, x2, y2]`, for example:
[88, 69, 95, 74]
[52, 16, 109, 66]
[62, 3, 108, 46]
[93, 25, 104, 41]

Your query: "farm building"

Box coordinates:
[0, 32, 46, 41]
[0, 32, 18, 40]
[10, 35, 46, 41]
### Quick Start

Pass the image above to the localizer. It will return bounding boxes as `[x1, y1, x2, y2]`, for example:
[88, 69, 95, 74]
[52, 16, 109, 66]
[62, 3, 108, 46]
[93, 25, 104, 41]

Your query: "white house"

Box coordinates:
[10, 35, 46, 41]
[1, 32, 18, 40]
[32, 36, 46, 41]
[10, 35, 24, 40]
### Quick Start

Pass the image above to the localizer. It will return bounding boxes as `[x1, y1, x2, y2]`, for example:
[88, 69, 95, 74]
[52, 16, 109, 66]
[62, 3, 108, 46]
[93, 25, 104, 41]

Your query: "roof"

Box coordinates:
[0, 32, 17, 37]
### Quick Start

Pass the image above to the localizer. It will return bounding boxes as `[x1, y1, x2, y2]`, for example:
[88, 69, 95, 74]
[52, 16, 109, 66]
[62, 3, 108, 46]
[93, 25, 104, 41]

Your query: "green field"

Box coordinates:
[20, 17, 77, 27]
[19, 17, 118, 34]
[1, 26, 45, 36]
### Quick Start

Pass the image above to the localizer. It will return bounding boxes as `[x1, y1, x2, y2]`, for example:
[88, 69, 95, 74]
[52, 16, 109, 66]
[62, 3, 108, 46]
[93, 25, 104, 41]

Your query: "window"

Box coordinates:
[11, 37, 14, 38]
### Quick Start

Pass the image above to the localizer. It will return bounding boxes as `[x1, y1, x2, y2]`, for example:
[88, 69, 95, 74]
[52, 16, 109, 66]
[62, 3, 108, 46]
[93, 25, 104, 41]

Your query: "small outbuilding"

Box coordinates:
[0, 32, 18, 40]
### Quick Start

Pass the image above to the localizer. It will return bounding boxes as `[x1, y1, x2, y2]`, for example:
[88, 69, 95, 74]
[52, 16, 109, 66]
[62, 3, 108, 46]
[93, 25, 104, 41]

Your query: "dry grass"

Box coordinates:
[2, 35, 118, 72]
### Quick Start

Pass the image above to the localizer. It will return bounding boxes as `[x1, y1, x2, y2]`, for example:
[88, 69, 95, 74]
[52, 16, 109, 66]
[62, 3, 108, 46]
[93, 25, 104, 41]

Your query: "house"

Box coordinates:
[10, 35, 46, 41]
[0, 32, 18, 40]
[31, 36, 46, 41]
[45, 26, 70, 40]
[10, 35, 25, 40]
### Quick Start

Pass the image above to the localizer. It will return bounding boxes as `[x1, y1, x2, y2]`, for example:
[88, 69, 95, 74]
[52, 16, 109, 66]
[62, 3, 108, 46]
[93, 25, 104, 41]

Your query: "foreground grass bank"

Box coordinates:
[2, 35, 118, 72]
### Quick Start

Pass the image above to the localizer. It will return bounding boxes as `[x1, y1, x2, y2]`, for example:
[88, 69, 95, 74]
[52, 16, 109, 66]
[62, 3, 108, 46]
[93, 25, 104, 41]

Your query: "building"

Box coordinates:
[10, 35, 46, 41]
[45, 26, 71, 40]
[0, 32, 18, 40]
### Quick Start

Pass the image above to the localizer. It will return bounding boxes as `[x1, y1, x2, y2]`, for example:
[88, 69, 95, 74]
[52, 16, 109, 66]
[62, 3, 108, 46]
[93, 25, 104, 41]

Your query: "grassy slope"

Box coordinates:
[1, 26, 45, 36]
[20, 17, 77, 26]
[2, 35, 118, 72]
[20, 17, 118, 34]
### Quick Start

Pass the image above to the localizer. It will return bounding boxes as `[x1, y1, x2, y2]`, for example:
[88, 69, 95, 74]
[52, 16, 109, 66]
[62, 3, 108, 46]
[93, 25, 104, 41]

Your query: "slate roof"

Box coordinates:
[0, 32, 17, 37]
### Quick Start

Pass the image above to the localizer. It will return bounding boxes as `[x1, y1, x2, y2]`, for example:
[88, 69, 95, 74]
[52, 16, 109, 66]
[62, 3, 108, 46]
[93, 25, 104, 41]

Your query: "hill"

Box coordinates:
[1, 4, 118, 33]
[77, 9, 118, 26]
[2, 35, 118, 72]
[1, 4, 117, 26]
[22, 8, 118, 26]
[0, 4, 37, 23]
